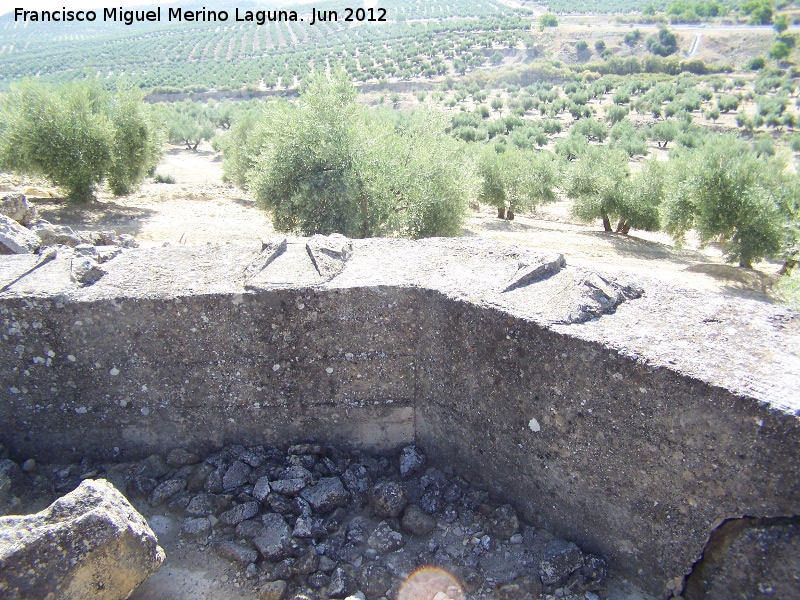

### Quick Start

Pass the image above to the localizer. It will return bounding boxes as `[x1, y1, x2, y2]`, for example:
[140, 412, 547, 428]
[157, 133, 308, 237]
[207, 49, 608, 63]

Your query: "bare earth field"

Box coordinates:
[1, 143, 782, 304]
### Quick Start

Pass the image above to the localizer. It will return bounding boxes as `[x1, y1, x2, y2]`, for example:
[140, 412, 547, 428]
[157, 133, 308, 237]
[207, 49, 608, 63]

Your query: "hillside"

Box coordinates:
[0, 0, 782, 94]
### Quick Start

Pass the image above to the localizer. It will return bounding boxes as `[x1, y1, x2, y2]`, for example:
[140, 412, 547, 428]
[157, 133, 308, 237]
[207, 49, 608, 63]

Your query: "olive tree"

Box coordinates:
[0, 80, 162, 202]
[477, 146, 559, 220]
[223, 71, 472, 238]
[565, 145, 629, 232]
[566, 145, 663, 234]
[663, 135, 784, 267]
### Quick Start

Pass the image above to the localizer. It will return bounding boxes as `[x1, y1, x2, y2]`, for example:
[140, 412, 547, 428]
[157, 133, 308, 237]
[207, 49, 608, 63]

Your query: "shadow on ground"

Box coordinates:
[479, 218, 537, 232]
[30, 198, 156, 237]
[688, 263, 778, 295]
[582, 231, 704, 263]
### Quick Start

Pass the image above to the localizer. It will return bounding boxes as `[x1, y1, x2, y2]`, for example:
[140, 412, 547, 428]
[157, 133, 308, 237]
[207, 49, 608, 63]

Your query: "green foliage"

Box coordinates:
[774, 13, 789, 33]
[747, 56, 767, 70]
[705, 106, 721, 121]
[649, 119, 679, 147]
[610, 118, 649, 157]
[153, 172, 176, 184]
[613, 88, 631, 105]
[717, 93, 740, 112]
[595, 40, 606, 54]
[477, 145, 559, 215]
[570, 117, 608, 142]
[741, 0, 773, 25]
[606, 104, 630, 124]
[646, 28, 678, 57]
[575, 40, 589, 52]
[539, 14, 559, 29]
[769, 42, 790, 61]
[223, 72, 471, 239]
[0, 79, 162, 202]
[667, 0, 725, 22]
[107, 89, 165, 196]
[565, 145, 661, 233]
[663, 135, 784, 267]
[624, 29, 642, 47]
[160, 105, 215, 151]
[752, 134, 775, 157]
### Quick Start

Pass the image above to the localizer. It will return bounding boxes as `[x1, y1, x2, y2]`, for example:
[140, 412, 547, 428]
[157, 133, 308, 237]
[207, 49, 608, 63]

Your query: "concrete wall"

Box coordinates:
[1, 238, 798, 597]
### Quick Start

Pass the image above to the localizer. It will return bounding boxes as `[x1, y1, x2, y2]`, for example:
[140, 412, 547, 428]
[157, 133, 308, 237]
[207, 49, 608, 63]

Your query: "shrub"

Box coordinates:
[595, 40, 606, 54]
[575, 40, 589, 52]
[539, 14, 558, 29]
[624, 29, 642, 46]
[646, 28, 678, 56]
[769, 42, 790, 61]
[717, 94, 740, 112]
[606, 104, 630, 124]
[570, 117, 608, 142]
[153, 173, 176, 184]
[0, 79, 163, 202]
[663, 135, 784, 267]
[747, 56, 767, 70]
[223, 72, 472, 239]
[478, 145, 559, 218]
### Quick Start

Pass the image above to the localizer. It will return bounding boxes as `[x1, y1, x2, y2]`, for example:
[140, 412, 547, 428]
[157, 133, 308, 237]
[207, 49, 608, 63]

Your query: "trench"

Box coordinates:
[1, 241, 799, 598]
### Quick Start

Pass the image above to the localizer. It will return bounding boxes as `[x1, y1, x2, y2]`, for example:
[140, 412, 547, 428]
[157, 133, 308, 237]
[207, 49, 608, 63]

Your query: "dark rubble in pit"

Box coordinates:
[0, 442, 649, 600]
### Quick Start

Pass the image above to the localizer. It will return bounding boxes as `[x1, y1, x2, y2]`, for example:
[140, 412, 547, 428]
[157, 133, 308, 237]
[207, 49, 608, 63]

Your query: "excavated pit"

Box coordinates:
[1, 236, 799, 599]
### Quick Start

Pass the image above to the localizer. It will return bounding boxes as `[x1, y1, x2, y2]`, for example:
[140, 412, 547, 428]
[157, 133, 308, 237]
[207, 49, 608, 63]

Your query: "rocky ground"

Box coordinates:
[0, 443, 656, 600]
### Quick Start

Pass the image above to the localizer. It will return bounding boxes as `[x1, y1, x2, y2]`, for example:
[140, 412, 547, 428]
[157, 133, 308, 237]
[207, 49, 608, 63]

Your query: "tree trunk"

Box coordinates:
[497, 206, 506, 219]
[359, 189, 370, 238]
[615, 219, 626, 233]
[192, 141, 200, 151]
[778, 260, 797, 276]
[506, 210, 515, 221]
[739, 259, 753, 269]
[621, 223, 631, 235]
[601, 213, 612, 232]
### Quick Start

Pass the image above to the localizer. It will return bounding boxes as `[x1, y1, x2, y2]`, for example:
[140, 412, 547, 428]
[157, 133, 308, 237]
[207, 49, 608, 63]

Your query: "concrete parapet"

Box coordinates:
[1, 236, 798, 596]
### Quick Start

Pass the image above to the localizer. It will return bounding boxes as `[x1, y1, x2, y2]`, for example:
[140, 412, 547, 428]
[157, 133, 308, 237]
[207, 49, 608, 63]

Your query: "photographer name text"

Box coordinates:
[14, 6, 388, 26]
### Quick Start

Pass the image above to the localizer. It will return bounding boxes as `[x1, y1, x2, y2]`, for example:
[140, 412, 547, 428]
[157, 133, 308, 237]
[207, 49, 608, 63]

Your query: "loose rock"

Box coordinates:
[370, 481, 408, 518]
[255, 513, 293, 561]
[401, 504, 437, 536]
[0, 194, 37, 226]
[0, 479, 164, 599]
[215, 540, 258, 565]
[301, 476, 349, 514]
[147, 478, 186, 507]
[166, 448, 200, 468]
[260, 579, 288, 600]
[367, 521, 405, 554]
[219, 500, 260, 526]
[0, 213, 40, 254]
[539, 539, 585, 586]
[182, 517, 211, 538]
[399, 445, 426, 478]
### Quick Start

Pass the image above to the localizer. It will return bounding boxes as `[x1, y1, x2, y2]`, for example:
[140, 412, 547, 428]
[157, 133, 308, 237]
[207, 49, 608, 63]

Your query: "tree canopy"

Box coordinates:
[222, 71, 472, 238]
[0, 79, 163, 201]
